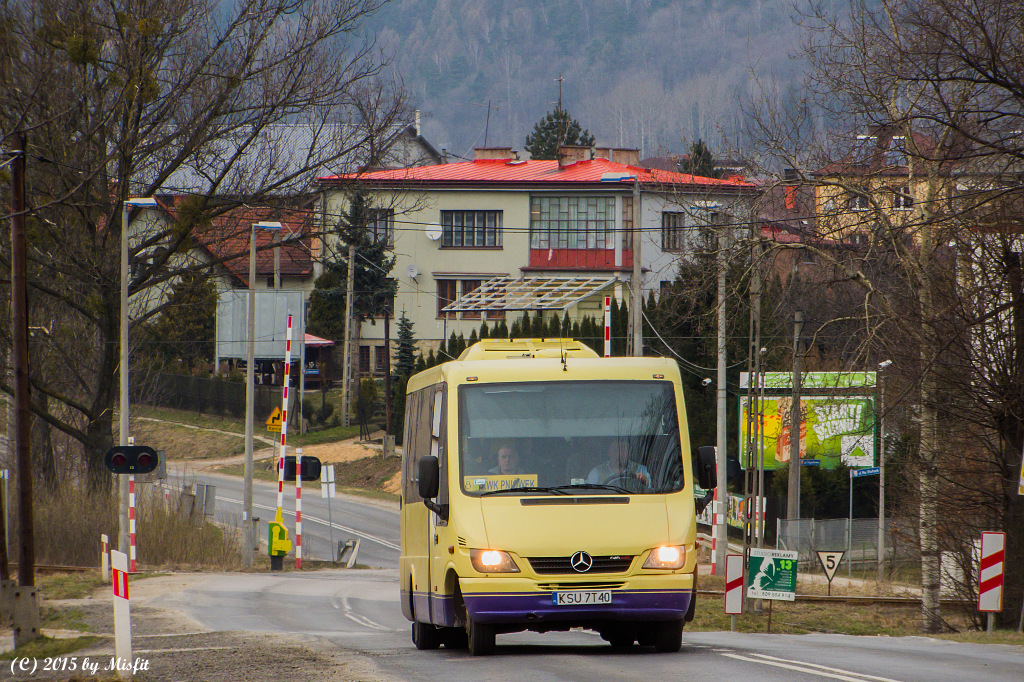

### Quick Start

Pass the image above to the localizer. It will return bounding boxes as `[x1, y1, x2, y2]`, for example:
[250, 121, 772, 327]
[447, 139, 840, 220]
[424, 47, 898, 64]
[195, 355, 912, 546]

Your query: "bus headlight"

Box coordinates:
[470, 549, 521, 573]
[643, 545, 686, 569]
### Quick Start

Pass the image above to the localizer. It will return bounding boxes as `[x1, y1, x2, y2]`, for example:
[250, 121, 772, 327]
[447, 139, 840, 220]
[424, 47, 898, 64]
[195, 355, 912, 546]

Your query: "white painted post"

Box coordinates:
[295, 447, 303, 569]
[603, 295, 611, 357]
[111, 550, 132, 677]
[322, 464, 335, 560]
[978, 531, 1005, 620]
[101, 534, 110, 582]
[725, 553, 744, 621]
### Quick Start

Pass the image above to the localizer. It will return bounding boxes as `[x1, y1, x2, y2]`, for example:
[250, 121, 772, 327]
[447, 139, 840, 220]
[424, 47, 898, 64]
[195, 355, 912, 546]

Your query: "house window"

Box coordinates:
[367, 209, 394, 246]
[461, 280, 482, 319]
[374, 346, 386, 373]
[437, 279, 457, 319]
[661, 212, 701, 251]
[893, 187, 913, 210]
[530, 196, 617, 250]
[848, 194, 870, 211]
[441, 211, 503, 248]
[359, 345, 371, 374]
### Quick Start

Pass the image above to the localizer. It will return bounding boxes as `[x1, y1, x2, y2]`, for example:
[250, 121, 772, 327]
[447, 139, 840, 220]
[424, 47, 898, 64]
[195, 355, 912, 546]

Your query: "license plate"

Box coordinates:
[552, 590, 612, 606]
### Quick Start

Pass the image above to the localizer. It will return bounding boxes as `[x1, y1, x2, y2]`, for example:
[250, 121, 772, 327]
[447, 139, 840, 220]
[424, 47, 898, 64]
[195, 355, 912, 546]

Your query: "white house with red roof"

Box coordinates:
[317, 145, 758, 365]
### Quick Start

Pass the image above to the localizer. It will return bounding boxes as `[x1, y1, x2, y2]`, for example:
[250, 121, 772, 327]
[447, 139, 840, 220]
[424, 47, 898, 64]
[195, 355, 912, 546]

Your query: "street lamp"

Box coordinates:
[244, 221, 283, 567]
[877, 359, 892, 582]
[119, 196, 158, 555]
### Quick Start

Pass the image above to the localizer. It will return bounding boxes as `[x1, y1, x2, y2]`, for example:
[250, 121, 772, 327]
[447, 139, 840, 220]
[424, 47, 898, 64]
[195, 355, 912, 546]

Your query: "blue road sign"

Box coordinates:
[802, 459, 821, 466]
[852, 467, 880, 478]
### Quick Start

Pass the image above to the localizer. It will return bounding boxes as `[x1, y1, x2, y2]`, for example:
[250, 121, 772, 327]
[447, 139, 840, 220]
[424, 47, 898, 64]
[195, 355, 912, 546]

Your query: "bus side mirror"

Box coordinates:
[695, 446, 716, 490]
[418, 456, 440, 499]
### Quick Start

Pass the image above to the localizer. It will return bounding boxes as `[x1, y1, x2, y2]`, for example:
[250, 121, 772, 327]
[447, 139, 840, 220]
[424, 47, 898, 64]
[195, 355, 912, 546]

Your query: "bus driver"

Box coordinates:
[587, 440, 650, 485]
[489, 444, 522, 475]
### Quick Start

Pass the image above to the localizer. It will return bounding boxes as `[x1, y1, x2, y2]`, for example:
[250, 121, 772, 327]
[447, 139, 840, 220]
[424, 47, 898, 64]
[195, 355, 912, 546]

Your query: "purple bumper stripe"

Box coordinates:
[464, 589, 693, 625]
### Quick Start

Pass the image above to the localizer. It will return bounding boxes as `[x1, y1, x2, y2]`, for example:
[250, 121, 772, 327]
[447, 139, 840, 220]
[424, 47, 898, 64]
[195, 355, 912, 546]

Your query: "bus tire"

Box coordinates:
[412, 621, 441, 650]
[466, 615, 496, 656]
[653, 620, 683, 653]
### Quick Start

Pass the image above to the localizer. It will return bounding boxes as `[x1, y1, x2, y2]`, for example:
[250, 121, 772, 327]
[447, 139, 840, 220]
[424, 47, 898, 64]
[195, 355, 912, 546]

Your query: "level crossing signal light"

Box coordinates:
[104, 445, 160, 474]
[282, 455, 322, 482]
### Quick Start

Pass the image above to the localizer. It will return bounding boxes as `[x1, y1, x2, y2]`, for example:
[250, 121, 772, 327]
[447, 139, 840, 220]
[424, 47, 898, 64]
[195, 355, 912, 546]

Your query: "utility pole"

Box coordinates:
[744, 216, 763, 566]
[877, 360, 892, 581]
[243, 224, 257, 568]
[341, 243, 356, 427]
[787, 310, 804, 520]
[631, 179, 643, 357]
[715, 212, 728, 575]
[10, 132, 40, 645]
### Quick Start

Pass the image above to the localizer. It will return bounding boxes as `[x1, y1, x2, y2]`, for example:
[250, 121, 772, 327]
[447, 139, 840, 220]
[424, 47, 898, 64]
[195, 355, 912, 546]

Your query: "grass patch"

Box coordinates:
[43, 607, 95, 633]
[690, 574, 1022, 639]
[134, 405, 247, 434]
[218, 451, 400, 499]
[0, 635, 101, 660]
[37, 573, 109, 600]
[132, 418, 247, 460]
[290, 423, 361, 447]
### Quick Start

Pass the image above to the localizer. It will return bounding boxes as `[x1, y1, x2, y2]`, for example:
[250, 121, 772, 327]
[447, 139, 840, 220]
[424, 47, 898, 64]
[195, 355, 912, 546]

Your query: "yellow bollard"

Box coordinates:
[267, 509, 291, 571]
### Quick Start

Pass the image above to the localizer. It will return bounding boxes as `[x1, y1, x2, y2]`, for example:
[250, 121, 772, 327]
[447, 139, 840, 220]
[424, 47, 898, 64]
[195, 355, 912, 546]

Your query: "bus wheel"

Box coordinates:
[412, 621, 441, 650]
[653, 620, 683, 653]
[466, 615, 496, 656]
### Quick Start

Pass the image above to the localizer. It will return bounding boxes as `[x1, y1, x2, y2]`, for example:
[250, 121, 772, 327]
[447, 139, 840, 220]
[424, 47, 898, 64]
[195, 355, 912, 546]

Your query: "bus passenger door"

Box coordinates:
[427, 386, 451, 626]
[405, 387, 432, 624]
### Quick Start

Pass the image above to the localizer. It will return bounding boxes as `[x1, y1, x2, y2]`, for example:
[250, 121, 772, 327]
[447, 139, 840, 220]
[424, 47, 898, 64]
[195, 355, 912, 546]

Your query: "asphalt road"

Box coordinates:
[149, 568, 1024, 681]
[151, 471, 1023, 680]
[163, 468, 400, 569]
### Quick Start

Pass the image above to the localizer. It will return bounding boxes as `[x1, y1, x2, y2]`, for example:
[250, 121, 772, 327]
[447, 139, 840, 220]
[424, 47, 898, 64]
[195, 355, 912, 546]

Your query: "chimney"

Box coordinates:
[611, 148, 640, 166]
[592, 147, 612, 160]
[556, 145, 591, 167]
[474, 147, 514, 161]
[414, 109, 421, 137]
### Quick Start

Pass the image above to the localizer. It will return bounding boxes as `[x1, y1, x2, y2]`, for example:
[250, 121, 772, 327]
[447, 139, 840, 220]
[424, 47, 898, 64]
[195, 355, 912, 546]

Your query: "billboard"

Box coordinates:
[215, 290, 306, 360]
[739, 395, 876, 470]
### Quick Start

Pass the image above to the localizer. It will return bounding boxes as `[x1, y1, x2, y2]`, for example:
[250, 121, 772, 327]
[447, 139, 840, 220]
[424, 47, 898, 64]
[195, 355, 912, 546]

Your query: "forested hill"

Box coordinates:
[367, 0, 805, 159]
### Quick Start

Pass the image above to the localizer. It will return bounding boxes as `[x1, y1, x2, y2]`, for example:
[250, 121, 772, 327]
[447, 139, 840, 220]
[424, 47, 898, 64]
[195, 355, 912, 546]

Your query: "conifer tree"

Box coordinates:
[524, 106, 596, 160]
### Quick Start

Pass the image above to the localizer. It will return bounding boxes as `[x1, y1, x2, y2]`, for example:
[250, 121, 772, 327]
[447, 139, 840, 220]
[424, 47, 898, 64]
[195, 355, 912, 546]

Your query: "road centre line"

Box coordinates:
[342, 597, 393, 631]
[721, 653, 902, 682]
[749, 654, 902, 682]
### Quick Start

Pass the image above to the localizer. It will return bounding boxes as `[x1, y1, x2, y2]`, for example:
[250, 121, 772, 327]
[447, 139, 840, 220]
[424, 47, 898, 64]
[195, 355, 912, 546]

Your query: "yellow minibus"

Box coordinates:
[399, 339, 699, 655]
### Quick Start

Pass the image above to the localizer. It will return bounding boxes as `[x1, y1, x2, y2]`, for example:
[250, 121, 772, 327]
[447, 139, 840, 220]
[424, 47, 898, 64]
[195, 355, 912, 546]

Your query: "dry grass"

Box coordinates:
[132, 417, 247, 459]
[9, 483, 241, 571]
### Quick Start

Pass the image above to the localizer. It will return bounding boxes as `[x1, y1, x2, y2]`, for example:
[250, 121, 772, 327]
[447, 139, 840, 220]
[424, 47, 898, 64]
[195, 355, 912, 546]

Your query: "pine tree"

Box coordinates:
[495, 320, 509, 339]
[479, 321, 490, 339]
[524, 106, 596, 160]
[680, 139, 722, 179]
[394, 312, 417, 379]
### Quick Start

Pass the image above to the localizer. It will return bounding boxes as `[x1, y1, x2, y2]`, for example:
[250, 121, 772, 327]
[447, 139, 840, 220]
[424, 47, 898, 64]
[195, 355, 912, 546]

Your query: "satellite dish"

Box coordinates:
[406, 264, 419, 279]
[425, 225, 442, 241]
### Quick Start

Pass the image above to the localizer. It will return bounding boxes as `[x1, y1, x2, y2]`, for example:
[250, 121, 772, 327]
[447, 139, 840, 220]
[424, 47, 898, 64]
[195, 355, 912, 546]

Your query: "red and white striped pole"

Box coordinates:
[128, 436, 137, 573]
[276, 314, 293, 517]
[978, 531, 1005, 631]
[724, 553, 744, 621]
[604, 296, 612, 357]
[710, 488, 718, 575]
[295, 447, 303, 569]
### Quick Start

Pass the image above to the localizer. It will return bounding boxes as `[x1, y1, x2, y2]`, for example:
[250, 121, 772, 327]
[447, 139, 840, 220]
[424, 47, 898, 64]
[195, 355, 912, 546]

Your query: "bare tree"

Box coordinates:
[0, 0, 406, 489]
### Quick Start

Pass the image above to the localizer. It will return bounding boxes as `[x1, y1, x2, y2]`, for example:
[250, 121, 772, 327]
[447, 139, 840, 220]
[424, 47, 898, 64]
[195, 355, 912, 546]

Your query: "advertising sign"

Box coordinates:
[747, 549, 798, 601]
[739, 395, 876, 470]
[741, 372, 876, 390]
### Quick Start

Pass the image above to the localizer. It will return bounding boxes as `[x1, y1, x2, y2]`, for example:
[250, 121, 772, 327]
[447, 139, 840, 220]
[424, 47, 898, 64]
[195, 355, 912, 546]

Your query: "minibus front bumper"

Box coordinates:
[461, 578, 694, 625]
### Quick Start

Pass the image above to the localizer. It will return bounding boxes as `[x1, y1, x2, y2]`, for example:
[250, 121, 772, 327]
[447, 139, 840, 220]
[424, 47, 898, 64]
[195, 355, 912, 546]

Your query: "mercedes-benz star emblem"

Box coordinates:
[570, 551, 593, 573]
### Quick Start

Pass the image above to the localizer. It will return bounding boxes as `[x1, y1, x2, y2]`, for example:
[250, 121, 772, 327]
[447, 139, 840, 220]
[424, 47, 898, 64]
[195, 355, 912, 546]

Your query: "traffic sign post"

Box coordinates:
[725, 554, 744, 630]
[849, 467, 880, 575]
[816, 550, 845, 595]
[266, 407, 283, 433]
[979, 531, 1005, 633]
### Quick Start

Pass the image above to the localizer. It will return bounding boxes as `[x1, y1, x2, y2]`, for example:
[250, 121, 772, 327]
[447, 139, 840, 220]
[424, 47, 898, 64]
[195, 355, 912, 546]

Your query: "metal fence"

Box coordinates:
[135, 372, 286, 421]
[777, 517, 920, 570]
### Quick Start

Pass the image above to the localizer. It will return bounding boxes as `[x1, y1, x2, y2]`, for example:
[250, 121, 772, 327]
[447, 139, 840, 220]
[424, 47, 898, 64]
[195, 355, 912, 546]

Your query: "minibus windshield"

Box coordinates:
[458, 381, 683, 496]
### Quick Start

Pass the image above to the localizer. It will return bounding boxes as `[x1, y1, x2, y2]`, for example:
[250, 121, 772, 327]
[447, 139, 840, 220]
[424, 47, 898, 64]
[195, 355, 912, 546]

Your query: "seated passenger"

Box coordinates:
[587, 441, 650, 485]
[488, 444, 521, 475]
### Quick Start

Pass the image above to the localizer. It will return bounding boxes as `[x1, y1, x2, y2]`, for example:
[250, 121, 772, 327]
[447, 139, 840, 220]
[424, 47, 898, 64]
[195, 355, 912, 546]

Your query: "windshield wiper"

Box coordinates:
[547, 483, 635, 495]
[479, 485, 571, 497]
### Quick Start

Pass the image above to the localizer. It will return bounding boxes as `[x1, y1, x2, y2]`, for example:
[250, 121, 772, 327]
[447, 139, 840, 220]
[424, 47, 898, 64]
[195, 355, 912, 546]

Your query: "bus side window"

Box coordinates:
[404, 388, 426, 502]
[429, 386, 448, 525]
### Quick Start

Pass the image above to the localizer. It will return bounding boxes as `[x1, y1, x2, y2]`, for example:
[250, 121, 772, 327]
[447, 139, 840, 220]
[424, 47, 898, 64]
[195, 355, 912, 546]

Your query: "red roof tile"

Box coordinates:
[319, 158, 756, 189]
[180, 203, 313, 286]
